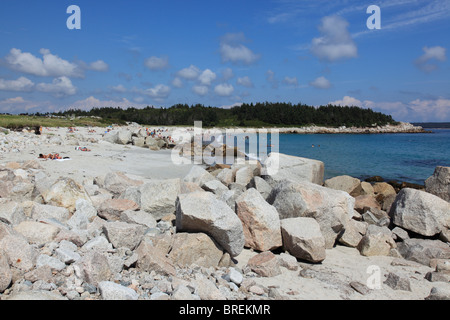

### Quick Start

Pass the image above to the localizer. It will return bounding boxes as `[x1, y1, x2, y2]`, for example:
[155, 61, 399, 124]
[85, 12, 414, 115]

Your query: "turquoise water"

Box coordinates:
[277, 129, 450, 185]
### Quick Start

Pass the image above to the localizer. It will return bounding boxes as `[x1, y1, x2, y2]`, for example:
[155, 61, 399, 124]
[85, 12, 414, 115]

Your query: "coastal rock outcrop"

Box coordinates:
[324, 175, 362, 197]
[175, 191, 245, 257]
[390, 188, 450, 237]
[280, 217, 326, 263]
[397, 238, 450, 266]
[42, 177, 91, 213]
[425, 166, 450, 202]
[268, 179, 354, 248]
[262, 152, 324, 185]
[235, 188, 282, 252]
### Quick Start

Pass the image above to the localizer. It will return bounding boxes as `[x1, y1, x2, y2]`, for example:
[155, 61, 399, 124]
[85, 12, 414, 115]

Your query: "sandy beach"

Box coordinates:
[0, 126, 195, 183]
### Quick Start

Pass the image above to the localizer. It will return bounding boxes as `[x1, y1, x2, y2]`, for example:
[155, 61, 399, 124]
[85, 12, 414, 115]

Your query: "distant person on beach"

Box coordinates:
[39, 153, 62, 160]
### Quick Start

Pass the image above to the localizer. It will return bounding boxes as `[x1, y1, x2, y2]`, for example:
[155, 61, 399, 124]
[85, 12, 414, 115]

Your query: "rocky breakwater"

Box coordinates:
[0, 147, 449, 300]
[102, 124, 177, 151]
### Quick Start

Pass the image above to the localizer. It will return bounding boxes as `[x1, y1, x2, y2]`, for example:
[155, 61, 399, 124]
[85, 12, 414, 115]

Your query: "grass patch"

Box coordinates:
[0, 115, 126, 130]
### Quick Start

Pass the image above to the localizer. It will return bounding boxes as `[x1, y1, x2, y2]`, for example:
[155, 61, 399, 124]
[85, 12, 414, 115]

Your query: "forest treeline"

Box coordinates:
[46, 102, 398, 128]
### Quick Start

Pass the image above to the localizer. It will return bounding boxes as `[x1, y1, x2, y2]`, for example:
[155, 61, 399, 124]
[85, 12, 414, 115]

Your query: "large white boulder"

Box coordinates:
[236, 188, 282, 251]
[390, 188, 450, 237]
[425, 166, 450, 202]
[175, 191, 245, 257]
[262, 152, 324, 185]
[268, 179, 354, 248]
[280, 217, 326, 263]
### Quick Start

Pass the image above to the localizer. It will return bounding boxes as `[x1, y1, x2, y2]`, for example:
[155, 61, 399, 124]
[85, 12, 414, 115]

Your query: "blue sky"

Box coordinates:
[0, 0, 449, 122]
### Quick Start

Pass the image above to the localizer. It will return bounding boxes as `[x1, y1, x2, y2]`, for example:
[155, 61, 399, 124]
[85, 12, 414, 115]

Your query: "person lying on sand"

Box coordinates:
[75, 147, 91, 152]
[39, 153, 62, 160]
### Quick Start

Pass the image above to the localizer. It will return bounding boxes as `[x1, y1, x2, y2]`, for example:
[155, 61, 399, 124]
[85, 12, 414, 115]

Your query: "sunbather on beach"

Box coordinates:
[39, 153, 62, 160]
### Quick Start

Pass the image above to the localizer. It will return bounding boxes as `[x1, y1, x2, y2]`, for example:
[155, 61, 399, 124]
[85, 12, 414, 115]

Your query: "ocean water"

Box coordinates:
[277, 129, 450, 185]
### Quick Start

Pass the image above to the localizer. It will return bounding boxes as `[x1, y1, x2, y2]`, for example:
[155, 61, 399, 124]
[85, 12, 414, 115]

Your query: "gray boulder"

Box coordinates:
[426, 284, 450, 300]
[98, 281, 139, 300]
[246, 176, 272, 201]
[42, 177, 91, 213]
[140, 179, 181, 220]
[168, 232, 224, 268]
[357, 225, 396, 257]
[5, 290, 67, 300]
[324, 175, 362, 197]
[268, 179, 354, 248]
[390, 188, 450, 237]
[176, 191, 245, 257]
[136, 241, 176, 276]
[116, 129, 132, 145]
[262, 152, 324, 185]
[0, 250, 11, 292]
[0, 234, 38, 271]
[74, 250, 112, 286]
[30, 203, 71, 222]
[236, 188, 282, 252]
[425, 166, 450, 202]
[14, 221, 60, 246]
[101, 171, 143, 195]
[280, 217, 326, 263]
[397, 238, 450, 266]
[103, 130, 119, 144]
[102, 221, 146, 250]
[0, 199, 26, 225]
[183, 166, 215, 186]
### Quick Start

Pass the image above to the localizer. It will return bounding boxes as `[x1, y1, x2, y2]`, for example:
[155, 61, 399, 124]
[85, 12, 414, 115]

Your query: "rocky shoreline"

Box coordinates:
[224, 122, 429, 134]
[0, 124, 449, 301]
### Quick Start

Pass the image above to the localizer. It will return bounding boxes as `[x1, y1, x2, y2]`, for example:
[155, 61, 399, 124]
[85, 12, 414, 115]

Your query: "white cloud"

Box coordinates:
[87, 60, 109, 72]
[172, 77, 183, 88]
[220, 102, 243, 109]
[0, 96, 40, 113]
[237, 76, 254, 88]
[219, 33, 260, 65]
[5, 48, 82, 78]
[144, 56, 169, 71]
[310, 76, 331, 89]
[222, 68, 234, 80]
[329, 96, 365, 107]
[0, 77, 34, 92]
[69, 96, 148, 111]
[329, 96, 450, 122]
[311, 16, 358, 62]
[192, 85, 209, 96]
[4, 48, 108, 77]
[142, 84, 171, 100]
[112, 84, 127, 93]
[214, 83, 234, 97]
[198, 69, 217, 86]
[282, 76, 298, 87]
[177, 65, 200, 80]
[36, 77, 77, 96]
[266, 70, 278, 89]
[415, 46, 447, 73]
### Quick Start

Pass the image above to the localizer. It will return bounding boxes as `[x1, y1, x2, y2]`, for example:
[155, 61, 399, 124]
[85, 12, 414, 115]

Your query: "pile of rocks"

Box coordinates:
[0, 150, 449, 300]
[0, 127, 99, 155]
[102, 126, 176, 151]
